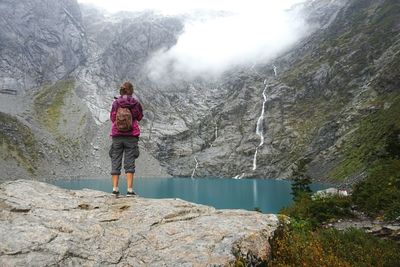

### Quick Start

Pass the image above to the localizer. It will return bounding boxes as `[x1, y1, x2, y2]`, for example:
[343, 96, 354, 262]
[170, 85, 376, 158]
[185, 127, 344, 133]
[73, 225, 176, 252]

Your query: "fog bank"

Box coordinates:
[146, 1, 309, 80]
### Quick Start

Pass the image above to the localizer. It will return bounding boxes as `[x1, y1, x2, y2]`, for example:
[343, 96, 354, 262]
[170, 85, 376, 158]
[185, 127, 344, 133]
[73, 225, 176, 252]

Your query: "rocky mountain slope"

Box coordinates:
[151, 0, 400, 183]
[275, 0, 400, 184]
[0, 0, 90, 180]
[0, 0, 399, 184]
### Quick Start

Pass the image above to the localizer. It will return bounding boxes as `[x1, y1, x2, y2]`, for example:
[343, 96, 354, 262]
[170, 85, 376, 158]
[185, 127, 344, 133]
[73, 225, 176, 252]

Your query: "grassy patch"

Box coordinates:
[281, 193, 353, 228]
[33, 79, 75, 133]
[352, 159, 400, 220]
[285, 96, 347, 163]
[329, 95, 400, 180]
[0, 112, 39, 174]
[32, 79, 83, 161]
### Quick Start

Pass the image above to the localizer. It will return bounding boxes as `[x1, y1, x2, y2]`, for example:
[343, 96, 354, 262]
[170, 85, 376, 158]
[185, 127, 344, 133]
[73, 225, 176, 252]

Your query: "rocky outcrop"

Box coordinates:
[0, 180, 280, 266]
[328, 217, 400, 244]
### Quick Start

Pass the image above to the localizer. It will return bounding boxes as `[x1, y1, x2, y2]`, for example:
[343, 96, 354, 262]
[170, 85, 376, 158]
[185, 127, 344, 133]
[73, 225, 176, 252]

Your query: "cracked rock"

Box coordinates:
[0, 180, 280, 266]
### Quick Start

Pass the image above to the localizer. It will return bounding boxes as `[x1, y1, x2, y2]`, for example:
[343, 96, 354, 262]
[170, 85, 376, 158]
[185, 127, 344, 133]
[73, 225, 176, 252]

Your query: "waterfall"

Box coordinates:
[252, 149, 259, 171]
[256, 81, 268, 147]
[252, 80, 268, 171]
[191, 157, 199, 179]
[273, 65, 277, 76]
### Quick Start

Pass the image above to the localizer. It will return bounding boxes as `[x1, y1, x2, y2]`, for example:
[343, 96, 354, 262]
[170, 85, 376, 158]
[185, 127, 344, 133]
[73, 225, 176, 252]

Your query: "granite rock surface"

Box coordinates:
[0, 180, 280, 266]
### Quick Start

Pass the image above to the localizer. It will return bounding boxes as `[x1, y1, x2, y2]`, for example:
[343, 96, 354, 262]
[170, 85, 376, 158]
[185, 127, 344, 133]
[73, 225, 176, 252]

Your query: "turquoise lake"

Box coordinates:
[52, 177, 330, 213]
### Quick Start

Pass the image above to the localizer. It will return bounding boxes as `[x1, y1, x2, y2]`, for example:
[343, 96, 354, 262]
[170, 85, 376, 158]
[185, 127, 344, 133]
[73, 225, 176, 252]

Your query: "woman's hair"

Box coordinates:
[119, 81, 134, 95]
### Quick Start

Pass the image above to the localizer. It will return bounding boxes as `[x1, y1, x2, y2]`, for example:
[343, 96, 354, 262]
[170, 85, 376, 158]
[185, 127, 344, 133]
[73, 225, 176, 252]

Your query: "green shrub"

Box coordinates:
[352, 159, 400, 220]
[269, 219, 349, 267]
[291, 174, 312, 202]
[319, 228, 400, 267]
[281, 193, 353, 227]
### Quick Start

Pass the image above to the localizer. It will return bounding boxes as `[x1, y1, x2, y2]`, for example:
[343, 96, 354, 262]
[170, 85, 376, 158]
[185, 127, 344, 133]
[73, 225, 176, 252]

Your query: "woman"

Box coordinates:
[109, 81, 143, 196]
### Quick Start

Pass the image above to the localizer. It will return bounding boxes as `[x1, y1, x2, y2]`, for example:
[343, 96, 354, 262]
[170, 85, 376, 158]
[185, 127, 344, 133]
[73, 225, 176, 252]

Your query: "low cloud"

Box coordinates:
[146, 1, 309, 81]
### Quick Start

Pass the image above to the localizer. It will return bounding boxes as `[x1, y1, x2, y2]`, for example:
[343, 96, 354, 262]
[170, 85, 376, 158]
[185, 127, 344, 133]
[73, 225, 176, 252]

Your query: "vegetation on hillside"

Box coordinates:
[32, 79, 84, 159]
[0, 112, 39, 174]
[352, 159, 400, 221]
[267, 2, 400, 263]
[329, 95, 400, 180]
[279, 0, 400, 181]
[269, 219, 400, 267]
[268, 154, 400, 266]
[33, 79, 75, 134]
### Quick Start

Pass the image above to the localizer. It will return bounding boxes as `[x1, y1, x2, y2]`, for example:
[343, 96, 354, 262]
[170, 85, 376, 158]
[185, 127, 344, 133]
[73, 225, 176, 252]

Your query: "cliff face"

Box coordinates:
[0, 0, 399, 183]
[0, 0, 91, 180]
[0, 0, 85, 93]
[152, 0, 400, 182]
[273, 0, 400, 183]
[150, 0, 400, 182]
[0, 180, 280, 265]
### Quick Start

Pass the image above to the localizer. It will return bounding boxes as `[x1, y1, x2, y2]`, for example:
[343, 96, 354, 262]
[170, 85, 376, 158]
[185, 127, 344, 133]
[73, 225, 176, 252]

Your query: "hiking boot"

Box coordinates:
[126, 191, 137, 197]
[112, 190, 120, 196]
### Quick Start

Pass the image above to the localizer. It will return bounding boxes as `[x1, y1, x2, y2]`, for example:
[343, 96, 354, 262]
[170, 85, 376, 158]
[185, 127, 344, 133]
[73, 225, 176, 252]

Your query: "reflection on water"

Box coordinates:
[52, 177, 330, 213]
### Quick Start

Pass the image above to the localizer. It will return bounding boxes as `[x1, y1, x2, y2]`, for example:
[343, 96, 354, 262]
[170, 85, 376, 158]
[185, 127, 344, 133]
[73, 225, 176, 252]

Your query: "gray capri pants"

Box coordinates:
[109, 136, 139, 175]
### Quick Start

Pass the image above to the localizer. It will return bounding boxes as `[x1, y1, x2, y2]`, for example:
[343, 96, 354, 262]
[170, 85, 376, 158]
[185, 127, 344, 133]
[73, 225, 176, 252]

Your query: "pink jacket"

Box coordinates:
[110, 95, 143, 137]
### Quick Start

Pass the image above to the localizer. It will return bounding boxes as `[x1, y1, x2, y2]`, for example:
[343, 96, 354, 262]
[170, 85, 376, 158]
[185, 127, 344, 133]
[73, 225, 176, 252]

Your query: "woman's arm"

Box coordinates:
[110, 101, 117, 122]
[132, 101, 143, 121]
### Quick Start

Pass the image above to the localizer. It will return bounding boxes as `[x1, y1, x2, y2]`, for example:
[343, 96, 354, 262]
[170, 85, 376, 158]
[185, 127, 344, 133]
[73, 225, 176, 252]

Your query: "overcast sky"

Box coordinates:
[78, 0, 309, 79]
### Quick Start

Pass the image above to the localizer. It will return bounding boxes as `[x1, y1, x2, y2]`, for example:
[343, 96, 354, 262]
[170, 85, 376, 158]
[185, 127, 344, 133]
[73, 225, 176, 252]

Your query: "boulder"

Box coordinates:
[313, 187, 348, 199]
[0, 180, 280, 266]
